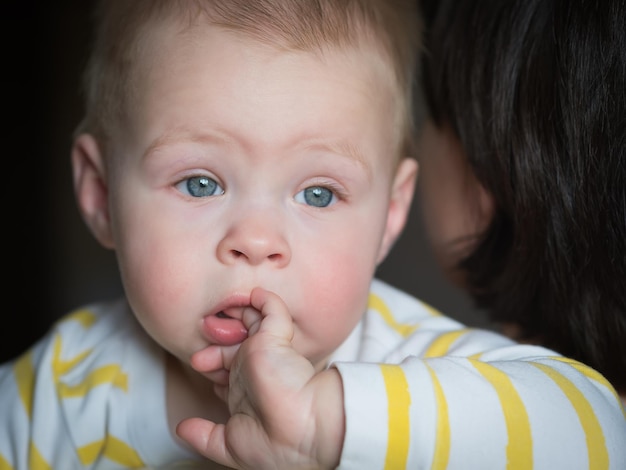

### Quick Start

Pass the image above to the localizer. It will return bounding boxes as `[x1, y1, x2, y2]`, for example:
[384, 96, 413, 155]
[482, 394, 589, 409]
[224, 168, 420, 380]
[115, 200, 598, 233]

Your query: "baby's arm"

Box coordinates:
[176, 288, 345, 469]
[335, 350, 626, 468]
[178, 290, 626, 469]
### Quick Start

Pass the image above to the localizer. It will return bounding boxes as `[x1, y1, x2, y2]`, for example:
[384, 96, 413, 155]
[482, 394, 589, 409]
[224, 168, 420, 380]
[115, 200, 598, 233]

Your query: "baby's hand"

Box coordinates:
[176, 288, 344, 469]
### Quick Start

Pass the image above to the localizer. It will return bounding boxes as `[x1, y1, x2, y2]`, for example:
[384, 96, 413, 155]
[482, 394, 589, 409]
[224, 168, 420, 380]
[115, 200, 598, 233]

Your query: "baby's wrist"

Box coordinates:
[312, 368, 345, 469]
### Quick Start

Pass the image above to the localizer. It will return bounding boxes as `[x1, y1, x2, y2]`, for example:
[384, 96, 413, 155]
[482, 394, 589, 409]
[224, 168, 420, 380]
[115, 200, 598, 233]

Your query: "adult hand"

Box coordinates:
[176, 287, 345, 469]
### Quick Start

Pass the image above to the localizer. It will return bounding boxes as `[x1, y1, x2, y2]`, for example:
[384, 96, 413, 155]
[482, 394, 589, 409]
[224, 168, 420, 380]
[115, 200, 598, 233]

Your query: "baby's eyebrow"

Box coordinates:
[142, 127, 231, 160]
[300, 139, 371, 175]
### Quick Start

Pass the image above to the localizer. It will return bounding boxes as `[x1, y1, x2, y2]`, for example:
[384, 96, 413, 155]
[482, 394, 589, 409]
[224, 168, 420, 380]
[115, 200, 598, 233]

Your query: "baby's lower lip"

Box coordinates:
[202, 313, 248, 346]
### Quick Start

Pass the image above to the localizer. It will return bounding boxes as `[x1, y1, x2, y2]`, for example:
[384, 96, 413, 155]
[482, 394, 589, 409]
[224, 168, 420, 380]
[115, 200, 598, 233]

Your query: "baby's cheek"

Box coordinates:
[120, 239, 195, 331]
[296, 262, 371, 361]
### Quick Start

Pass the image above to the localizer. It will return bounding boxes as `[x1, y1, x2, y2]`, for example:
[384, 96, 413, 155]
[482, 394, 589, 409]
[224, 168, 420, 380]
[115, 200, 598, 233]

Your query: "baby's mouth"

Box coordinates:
[202, 307, 249, 346]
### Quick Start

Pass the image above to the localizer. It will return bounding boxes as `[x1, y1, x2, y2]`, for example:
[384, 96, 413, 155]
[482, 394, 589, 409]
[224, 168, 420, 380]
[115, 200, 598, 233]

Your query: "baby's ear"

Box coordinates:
[377, 157, 418, 264]
[71, 134, 115, 249]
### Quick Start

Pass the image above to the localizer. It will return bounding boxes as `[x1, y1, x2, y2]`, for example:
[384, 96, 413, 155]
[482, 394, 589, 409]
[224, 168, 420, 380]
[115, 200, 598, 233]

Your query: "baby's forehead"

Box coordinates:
[133, 11, 402, 102]
[136, 20, 403, 147]
[130, 2, 400, 71]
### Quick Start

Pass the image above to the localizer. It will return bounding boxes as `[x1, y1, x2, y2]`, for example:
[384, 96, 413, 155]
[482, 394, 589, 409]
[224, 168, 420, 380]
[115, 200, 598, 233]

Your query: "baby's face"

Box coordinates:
[103, 20, 415, 376]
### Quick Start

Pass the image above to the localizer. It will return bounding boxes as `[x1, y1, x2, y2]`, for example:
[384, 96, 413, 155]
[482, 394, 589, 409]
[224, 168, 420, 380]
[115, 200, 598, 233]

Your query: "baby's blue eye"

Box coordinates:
[295, 186, 336, 208]
[178, 176, 224, 198]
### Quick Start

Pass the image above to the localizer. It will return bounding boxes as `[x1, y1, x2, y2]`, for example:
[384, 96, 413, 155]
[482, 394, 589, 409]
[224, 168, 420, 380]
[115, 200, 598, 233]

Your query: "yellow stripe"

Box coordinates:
[425, 364, 450, 470]
[423, 330, 469, 358]
[13, 351, 35, 418]
[380, 365, 411, 470]
[28, 441, 52, 470]
[0, 453, 14, 470]
[77, 440, 103, 465]
[104, 435, 144, 466]
[471, 361, 533, 469]
[51, 335, 93, 378]
[58, 364, 128, 398]
[533, 363, 608, 469]
[551, 357, 626, 420]
[64, 308, 98, 328]
[419, 301, 443, 317]
[368, 293, 418, 337]
[77, 434, 144, 466]
[51, 310, 97, 379]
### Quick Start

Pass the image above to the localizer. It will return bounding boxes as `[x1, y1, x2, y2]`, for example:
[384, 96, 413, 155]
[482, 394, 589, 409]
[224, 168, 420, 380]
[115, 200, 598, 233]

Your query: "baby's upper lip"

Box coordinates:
[208, 293, 252, 320]
[217, 306, 247, 320]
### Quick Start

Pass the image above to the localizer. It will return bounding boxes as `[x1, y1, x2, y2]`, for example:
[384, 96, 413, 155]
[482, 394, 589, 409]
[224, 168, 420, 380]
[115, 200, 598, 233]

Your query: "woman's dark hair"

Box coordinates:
[419, 0, 626, 392]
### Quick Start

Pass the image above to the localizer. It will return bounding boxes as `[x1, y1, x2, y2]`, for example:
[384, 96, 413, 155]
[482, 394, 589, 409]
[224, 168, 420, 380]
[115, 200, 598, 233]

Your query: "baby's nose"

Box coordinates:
[216, 215, 291, 268]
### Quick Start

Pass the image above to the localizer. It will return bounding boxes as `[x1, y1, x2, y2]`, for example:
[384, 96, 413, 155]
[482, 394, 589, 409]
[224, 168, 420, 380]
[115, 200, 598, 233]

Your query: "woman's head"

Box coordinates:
[418, 0, 626, 391]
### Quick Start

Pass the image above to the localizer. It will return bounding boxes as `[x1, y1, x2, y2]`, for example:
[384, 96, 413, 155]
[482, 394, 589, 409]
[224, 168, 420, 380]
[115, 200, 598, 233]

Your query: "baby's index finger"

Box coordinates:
[247, 287, 294, 341]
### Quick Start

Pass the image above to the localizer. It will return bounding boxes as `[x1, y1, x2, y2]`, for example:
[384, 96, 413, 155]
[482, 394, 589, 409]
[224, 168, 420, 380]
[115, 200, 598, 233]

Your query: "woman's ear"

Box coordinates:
[377, 157, 419, 264]
[71, 134, 115, 249]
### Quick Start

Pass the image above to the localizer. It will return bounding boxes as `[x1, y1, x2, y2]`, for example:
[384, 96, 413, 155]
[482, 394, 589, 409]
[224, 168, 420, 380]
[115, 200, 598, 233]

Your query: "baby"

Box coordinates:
[1, 1, 624, 469]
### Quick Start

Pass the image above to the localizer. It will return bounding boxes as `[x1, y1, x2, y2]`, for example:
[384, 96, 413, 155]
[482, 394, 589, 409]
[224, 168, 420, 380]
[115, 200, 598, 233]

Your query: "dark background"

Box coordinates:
[2, 1, 489, 364]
